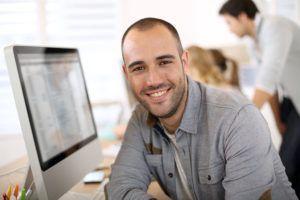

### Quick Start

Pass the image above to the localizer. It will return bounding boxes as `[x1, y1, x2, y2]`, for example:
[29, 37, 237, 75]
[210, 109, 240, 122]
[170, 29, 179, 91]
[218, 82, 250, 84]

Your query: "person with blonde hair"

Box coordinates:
[186, 45, 226, 87]
[209, 48, 240, 89]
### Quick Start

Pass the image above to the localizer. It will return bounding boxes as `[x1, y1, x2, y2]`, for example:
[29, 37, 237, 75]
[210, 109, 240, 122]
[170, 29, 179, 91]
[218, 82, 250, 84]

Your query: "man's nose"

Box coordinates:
[146, 65, 163, 86]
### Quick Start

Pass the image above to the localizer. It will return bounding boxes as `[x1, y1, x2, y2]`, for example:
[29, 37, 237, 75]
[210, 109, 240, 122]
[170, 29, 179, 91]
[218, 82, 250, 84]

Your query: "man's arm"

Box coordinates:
[222, 104, 295, 199]
[252, 88, 272, 109]
[254, 19, 293, 106]
[253, 89, 286, 134]
[107, 111, 154, 200]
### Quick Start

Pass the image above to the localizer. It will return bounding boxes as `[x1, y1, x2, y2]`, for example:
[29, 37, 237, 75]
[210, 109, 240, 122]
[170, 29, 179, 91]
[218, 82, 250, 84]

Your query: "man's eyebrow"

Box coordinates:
[156, 54, 175, 60]
[127, 61, 144, 69]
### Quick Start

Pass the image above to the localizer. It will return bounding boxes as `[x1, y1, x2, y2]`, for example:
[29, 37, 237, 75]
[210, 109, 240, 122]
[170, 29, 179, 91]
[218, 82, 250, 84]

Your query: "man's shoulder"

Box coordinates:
[263, 15, 296, 24]
[261, 15, 297, 33]
[199, 84, 251, 113]
[131, 104, 147, 119]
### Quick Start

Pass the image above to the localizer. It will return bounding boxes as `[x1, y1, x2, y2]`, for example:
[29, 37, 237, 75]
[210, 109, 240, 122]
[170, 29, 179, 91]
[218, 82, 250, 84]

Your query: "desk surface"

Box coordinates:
[0, 139, 170, 200]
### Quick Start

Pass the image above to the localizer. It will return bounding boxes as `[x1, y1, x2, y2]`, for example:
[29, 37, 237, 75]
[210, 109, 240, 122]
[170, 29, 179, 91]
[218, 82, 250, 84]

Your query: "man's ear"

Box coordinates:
[181, 50, 189, 74]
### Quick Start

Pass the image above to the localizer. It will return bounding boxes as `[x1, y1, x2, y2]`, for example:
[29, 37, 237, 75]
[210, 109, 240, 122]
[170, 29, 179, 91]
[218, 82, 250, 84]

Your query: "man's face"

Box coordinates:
[223, 14, 247, 38]
[122, 25, 188, 119]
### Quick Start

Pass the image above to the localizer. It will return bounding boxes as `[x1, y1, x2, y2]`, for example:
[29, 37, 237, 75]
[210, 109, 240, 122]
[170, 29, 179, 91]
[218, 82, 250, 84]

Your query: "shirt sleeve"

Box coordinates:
[222, 104, 277, 199]
[256, 19, 293, 94]
[107, 111, 154, 200]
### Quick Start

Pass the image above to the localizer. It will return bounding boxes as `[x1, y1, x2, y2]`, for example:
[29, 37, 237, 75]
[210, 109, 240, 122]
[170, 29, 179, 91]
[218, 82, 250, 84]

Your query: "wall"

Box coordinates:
[119, 0, 239, 49]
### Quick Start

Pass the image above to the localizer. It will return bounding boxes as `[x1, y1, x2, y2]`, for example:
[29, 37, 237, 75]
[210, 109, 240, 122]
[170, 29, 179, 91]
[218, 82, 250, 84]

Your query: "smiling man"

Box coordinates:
[121, 19, 188, 135]
[107, 18, 297, 200]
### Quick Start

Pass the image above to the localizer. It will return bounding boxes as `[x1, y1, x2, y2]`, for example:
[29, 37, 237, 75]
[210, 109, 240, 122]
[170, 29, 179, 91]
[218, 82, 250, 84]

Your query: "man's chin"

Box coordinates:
[149, 107, 178, 119]
[238, 33, 246, 38]
[140, 99, 177, 119]
[233, 32, 243, 38]
[149, 109, 167, 118]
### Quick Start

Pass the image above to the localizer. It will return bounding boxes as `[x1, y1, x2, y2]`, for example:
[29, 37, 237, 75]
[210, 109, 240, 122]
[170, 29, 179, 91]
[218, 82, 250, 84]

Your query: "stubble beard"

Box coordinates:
[133, 73, 187, 119]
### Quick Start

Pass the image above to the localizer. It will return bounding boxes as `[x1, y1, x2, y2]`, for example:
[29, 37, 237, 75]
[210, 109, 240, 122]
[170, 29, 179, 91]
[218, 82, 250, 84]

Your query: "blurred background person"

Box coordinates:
[209, 48, 240, 90]
[186, 45, 227, 88]
[219, 0, 300, 197]
[186, 45, 240, 93]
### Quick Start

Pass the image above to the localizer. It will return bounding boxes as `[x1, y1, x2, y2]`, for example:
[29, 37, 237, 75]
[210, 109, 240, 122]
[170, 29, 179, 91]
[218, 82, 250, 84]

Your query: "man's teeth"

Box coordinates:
[150, 90, 167, 97]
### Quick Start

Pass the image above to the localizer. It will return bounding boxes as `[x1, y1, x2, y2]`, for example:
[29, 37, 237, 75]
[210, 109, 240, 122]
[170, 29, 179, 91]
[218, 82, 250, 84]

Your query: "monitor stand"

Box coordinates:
[22, 166, 104, 200]
[23, 166, 38, 200]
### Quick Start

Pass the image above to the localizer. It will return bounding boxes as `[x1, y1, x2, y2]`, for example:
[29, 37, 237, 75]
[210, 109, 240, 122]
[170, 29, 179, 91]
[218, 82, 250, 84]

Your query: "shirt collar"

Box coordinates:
[146, 76, 201, 134]
[178, 76, 201, 134]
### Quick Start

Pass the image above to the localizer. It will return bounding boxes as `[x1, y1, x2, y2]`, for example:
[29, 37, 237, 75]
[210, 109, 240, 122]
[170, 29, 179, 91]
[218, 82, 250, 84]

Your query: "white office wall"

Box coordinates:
[119, 0, 239, 49]
[274, 0, 300, 24]
[119, 0, 283, 48]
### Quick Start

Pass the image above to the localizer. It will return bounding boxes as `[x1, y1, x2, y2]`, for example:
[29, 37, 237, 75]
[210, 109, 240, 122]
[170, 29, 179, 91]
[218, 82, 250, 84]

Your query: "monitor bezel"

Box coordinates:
[12, 46, 98, 171]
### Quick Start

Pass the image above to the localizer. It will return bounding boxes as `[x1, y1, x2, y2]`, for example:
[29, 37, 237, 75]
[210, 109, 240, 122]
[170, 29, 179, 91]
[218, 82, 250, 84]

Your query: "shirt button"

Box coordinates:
[168, 173, 173, 178]
[207, 175, 211, 181]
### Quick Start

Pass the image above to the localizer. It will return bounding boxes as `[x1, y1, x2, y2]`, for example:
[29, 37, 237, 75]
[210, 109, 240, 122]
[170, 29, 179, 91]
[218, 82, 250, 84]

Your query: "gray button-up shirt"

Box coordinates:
[255, 15, 300, 113]
[108, 77, 297, 200]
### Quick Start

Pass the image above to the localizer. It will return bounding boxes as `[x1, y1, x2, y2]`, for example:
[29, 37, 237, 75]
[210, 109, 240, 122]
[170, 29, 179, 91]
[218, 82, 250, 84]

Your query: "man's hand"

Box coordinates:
[252, 88, 272, 109]
[277, 121, 287, 136]
[253, 89, 287, 135]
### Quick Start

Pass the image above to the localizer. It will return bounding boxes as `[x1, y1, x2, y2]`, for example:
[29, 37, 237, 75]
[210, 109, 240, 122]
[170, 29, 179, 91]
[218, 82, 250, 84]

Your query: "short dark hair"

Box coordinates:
[219, 0, 259, 19]
[121, 18, 183, 59]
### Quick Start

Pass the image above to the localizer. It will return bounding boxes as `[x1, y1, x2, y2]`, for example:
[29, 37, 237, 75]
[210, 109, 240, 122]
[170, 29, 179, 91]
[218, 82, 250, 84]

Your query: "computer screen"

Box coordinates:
[16, 48, 97, 170]
[5, 46, 102, 200]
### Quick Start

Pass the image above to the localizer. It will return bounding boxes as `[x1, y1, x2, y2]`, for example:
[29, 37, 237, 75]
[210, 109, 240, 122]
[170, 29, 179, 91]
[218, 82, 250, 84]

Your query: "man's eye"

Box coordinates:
[132, 66, 144, 72]
[159, 60, 172, 65]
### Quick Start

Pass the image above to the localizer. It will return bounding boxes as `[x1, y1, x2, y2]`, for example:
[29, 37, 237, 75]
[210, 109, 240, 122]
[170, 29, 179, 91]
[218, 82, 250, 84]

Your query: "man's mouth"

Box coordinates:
[140, 83, 174, 103]
[144, 87, 171, 103]
[148, 89, 167, 97]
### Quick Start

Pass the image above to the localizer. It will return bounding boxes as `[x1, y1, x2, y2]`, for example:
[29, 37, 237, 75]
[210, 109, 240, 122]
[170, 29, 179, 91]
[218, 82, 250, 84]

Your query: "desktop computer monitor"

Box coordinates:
[4, 45, 103, 200]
